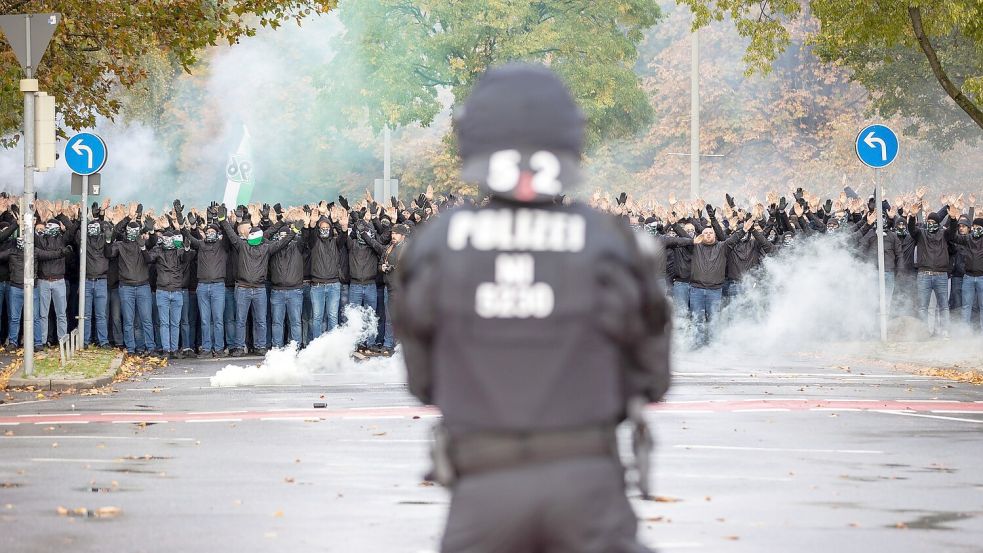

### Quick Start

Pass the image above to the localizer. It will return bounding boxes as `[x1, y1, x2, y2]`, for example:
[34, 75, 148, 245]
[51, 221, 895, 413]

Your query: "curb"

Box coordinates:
[6, 353, 124, 391]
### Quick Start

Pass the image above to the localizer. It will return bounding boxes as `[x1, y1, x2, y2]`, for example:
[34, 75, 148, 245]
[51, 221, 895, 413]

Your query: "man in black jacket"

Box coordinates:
[0, 235, 69, 348]
[687, 218, 746, 346]
[950, 212, 983, 331]
[188, 219, 230, 358]
[909, 205, 956, 336]
[378, 223, 407, 355]
[36, 217, 75, 346]
[269, 218, 306, 348]
[307, 212, 345, 338]
[146, 229, 195, 358]
[346, 209, 386, 349]
[218, 207, 297, 356]
[860, 211, 902, 313]
[105, 218, 156, 354]
[76, 212, 113, 348]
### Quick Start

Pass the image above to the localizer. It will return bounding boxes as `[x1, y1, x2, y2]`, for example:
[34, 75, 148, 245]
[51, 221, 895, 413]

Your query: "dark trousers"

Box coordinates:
[441, 457, 650, 553]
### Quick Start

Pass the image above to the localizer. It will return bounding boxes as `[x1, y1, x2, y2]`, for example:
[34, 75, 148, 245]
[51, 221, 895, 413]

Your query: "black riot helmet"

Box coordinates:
[454, 63, 586, 204]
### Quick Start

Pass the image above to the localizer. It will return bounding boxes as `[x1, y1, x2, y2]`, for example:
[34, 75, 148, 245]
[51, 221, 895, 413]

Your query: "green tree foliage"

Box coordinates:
[0, 0, 335, 143]
[321, 0, 662, 148]
[676, 0, 983, 147]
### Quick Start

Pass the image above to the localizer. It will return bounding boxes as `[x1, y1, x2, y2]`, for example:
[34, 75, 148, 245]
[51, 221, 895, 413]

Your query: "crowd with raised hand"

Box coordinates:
[0, 183, 979, 359]
[0, 189, 449, 359]
[587, 186, 982, 345]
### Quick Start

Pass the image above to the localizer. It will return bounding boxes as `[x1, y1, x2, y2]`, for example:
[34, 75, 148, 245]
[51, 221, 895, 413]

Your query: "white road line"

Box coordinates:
[186, 418, 241, 423]
[733, 408, 790, 413]
[0, 399, 52, 408]
[874, 410, 983, 424]
[148, 376, 211, 380]
[110, 420, 160, 424]
[101, 412, 163, 416]
[810, 408, 862, 412]
[892, 399, 951, 403]
[0, 422, 21, 426]
[253, 384, 304, 388]
[673, 445, 883, 454]
[187, 410, 248, 415]
[259, 417, 310, 422]
[34, 421, 88, 425]
[17, 413, 81, 418]
[660, 410, 717, 414]
[339, 439, 430, 443]
[675, 372, 929, 379]
[930, 410, 982, 414]
[660, 472, 793, 482]
[30, 458, 121, 464]
[5, 436, 196, 441]
[342, 415, 406, 420]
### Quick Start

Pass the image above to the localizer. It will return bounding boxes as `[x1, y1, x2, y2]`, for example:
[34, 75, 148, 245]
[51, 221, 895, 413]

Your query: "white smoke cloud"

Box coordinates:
[209, 305, 402, 387]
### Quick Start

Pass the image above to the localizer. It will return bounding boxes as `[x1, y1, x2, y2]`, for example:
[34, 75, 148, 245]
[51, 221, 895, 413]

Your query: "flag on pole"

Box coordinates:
[223, 125, 254, 209]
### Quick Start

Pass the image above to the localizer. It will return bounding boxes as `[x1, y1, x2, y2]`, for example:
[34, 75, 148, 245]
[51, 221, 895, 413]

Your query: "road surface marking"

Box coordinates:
[34, 420, 88, 425]
[18, 413, 80, 418]
[260, 417, 311, 422]
[874, 410, 983, 424]
[660, 472, 793, 482]
[733, 408, 790, 413]
[187, 410, 249, 415]
[0, 399, 51, 408]
[186, 418, 241, 423]
[101, 412, 163, 416]
[30, 458, 121, 464]
[674, 445, 883, 454]
[0, 422, 20, 426]
[810, 408, 862, 412]
[4, 435, 196, 441]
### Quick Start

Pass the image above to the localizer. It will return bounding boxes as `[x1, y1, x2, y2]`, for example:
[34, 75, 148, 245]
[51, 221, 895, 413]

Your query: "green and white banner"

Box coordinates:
[222, 125, 254, 209]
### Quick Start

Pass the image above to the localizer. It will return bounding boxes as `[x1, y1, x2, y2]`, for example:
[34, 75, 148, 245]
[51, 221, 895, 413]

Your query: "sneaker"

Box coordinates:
[230, 348, 244, 358]
[181, 348, 194, 358]
[213, 349, 228, 358]
[254, 348, 268, 357]
[196, 351, 212, 359]
[381, 347, 395, 357]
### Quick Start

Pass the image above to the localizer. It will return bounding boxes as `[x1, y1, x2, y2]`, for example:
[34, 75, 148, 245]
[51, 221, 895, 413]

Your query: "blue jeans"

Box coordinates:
[155, 290, 183, 353]
[224, 287, 237, 348]
[180, 290, 197, 351]
[949, 276, 963, 311]
[916, 272, 950, 332]
[302, 283, 313, 346]
[0, 281, 7, 333]
[270, 288, 303, 348]
[310, 282, 342, 338]
[690, 286, 723, 346]
[6, 285, 37, 347]
[383, 288, 395, 348]
[339, 283, 350, 324]
[962, 275, 983, 330]
[349, 283, 377, 346]
[197, 282, 226, 352]
[723, 280, 742, 299]
[235, 286, 268, 350]
[672, 281, 690, 317]
[37, 278, 68, 345]
[119, 284, 155, 353]
[83, 279, 109, 346]
[109, 287, 123, 346]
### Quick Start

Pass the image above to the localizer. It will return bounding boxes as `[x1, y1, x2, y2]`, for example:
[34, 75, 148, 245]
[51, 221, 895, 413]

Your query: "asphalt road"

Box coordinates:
[2, 351, 982, 552]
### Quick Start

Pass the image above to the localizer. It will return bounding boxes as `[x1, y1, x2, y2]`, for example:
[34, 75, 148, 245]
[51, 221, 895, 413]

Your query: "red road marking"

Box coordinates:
[1, 400, 981, 425]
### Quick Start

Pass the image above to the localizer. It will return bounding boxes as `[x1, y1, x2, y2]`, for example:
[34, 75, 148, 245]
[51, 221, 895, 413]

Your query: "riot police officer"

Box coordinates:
[394, 64, 672, 553]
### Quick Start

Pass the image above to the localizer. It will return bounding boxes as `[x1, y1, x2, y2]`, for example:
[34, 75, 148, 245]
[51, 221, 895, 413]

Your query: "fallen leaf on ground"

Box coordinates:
[418, 481, 435, 487]
[724, 536, 740, 541]
[653, 496, 681, 503]
[95, 506, 121, 518]
[273, 510, 284, 518]
[284, 477, 295, 484]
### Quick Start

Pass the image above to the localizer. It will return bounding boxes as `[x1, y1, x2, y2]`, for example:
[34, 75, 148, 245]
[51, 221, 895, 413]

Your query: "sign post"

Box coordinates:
[855, 124, 900, 342]
[65, 132, 108, 352]
[0, 13, 60, 375]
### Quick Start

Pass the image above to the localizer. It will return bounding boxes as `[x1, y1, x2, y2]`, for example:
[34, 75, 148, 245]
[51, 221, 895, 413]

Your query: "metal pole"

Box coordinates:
[78, 175, 88, 350]
[875, 171, 887, 342]
[22, 15, 36, 375]
[383, 125, 391, 200]
[690, 29, 700, 200]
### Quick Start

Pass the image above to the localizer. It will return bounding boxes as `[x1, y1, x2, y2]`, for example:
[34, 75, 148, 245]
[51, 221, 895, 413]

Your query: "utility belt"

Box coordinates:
[430, 398, 654, 497]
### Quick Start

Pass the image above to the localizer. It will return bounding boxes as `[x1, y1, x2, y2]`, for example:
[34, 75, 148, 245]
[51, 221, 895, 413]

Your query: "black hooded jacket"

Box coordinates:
[220, 219, 296, 287]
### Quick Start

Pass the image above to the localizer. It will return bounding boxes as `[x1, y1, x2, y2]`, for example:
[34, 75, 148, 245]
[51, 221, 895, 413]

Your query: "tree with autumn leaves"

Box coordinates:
[0, 0, 335, 144]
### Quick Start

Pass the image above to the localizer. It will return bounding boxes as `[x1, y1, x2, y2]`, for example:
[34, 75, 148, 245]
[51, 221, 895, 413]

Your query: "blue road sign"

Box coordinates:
[855, 124, 899, 169]
[64, 132, 108, 176]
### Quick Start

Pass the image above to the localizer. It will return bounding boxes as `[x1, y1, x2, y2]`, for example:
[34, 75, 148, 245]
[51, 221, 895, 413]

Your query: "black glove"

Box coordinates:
[726, 193, 736, 208]
[175, 209, 185, 226]
[705, 204, 716, 219]
[144, 217, 156, 232]
[136, 203, 144, 221]
[368, 202, 378, 216]
[261, 203, 271, 220]
[391, 196, 398, 209]
[327, 202, 335, 210]
[824, 199, 833, 215]
[9, 202, 18, 217]
[173, 199, 184, 215]
[273, 203, 283, 221]
[303, 205, 312, 214]
[217, 205, 228, 221]
[207, 205, 218, 221]
[338, 196, 350, 211]
[358, 207, 367, 220]
[617, 192, 628, 206]
[778, 197, 787, 211]
[867, 197, 876, 212]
